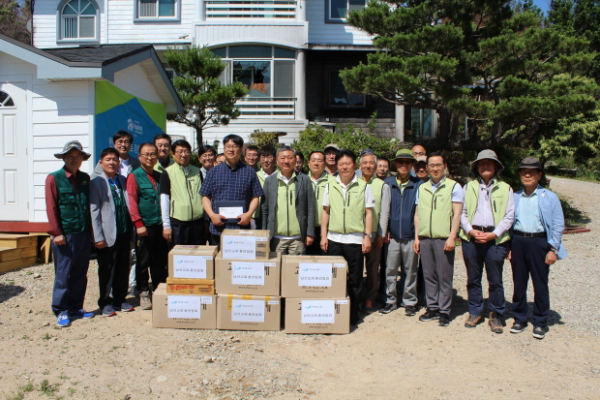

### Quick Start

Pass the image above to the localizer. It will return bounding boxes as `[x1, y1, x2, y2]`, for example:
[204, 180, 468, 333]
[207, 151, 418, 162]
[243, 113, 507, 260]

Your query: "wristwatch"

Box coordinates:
[550, 247, 558, 255]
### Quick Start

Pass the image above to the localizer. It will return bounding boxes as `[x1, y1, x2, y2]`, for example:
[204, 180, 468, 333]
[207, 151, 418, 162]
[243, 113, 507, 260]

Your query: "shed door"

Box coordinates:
[0, 82, 28, 221]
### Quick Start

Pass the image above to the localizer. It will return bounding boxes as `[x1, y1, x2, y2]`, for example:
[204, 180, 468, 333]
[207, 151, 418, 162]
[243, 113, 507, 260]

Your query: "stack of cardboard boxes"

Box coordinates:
[282, 255, 351, 334]
[152, 245, 218, 329]
[152, 230, 351, 334]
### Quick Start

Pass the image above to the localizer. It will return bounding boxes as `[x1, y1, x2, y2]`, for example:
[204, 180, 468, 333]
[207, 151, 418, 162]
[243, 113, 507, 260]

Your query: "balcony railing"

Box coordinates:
[236, 98, 295, 119]
[205, 1, 297, 19]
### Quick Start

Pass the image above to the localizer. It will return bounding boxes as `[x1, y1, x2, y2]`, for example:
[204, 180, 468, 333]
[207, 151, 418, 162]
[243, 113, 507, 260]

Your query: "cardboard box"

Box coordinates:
[152, 284, 217, 329]
[220, 229, 270, 260]
[166, 278, 215, 295]
[281, 255, 348, 298]
[168, 245, 218, 280]
[285, 297, 351, 334]
[215, 252, 281, 296]
[216, 294, 281, 331]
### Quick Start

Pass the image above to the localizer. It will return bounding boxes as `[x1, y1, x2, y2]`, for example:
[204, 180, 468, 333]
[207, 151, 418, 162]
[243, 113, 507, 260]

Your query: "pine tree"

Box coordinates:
[164, 46, 248, 150]
[341, 0, 600, 151]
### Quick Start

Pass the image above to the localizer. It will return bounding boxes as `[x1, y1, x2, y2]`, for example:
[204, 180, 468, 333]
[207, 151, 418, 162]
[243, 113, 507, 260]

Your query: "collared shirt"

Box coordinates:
[201, 167, 208, 180]
[396, 177, 410, 194]
[45, 166, 81, 237]
[119, 157, 131, 178]
[514, 188, 545, 233]
[200, 160, 264, 235]
[460, 178, 515, 238]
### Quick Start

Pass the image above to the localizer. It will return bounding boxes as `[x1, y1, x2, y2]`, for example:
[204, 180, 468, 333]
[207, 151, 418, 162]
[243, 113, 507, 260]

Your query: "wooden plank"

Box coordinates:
[0, 222, 51, 234]
[0, 234, 38, 249]
[0, 256, 37, 273]
[0, 246, 37, 262]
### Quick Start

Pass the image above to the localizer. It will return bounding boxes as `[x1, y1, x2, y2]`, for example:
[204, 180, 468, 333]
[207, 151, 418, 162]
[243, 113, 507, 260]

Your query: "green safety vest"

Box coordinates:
[311, 172, 332, 227]
[108, 179, 131, 235]
[328, 178, 367, 234]
[366, 176, 384, 231]
[459, 179, 511, 244]
[132, 167, 162, 227]
[253, 168, 277, 220]
[165, 163, 203, 222]
[50, 168, 91, 235]
[417, 177, 458, 239]
[274, 173, 301, 237]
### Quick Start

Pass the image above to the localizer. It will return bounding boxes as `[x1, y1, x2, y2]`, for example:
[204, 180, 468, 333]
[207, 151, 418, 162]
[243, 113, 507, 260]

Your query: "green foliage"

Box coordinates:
[164, 46, 248, 150]
[0, 0, 31, 44]
[342, 0, 599, 151]
[248, 129, 278, 148]
[292, 123, 403, 161]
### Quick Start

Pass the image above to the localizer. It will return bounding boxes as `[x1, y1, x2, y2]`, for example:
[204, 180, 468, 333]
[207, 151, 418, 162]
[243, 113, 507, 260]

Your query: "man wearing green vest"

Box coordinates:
[262, 146, 315, 255]
[45, 140, 94, 327]
[154, 133, 174, 174]
[321, 149, 376, 326]
[306, 150, 332, 255]
[160, 140, 205, 245]
[90, 148, 134, 317]
[414, 152, 464, 327]
[460, 150, 515, 333]
[359, 149, 390, 313]
[127, 143, 168, 310]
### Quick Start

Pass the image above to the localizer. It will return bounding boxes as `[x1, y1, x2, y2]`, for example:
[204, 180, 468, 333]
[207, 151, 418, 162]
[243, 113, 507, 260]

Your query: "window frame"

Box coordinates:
[56, 0, 100, 43]
[134, 0, 181, 23]
[325, 0, 367, 24]
[325, 67, 367, 109]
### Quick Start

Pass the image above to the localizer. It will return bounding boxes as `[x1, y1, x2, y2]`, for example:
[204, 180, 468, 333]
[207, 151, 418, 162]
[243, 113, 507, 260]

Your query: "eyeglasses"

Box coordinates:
[115, 140, 131, 145]
[175, 150, 191, 156]
[140, 153, 157, 159]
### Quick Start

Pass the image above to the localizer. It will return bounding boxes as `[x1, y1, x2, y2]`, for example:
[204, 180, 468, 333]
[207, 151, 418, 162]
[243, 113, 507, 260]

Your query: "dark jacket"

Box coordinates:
[385, 175, 422, 241]
[261, 172, 315, 240]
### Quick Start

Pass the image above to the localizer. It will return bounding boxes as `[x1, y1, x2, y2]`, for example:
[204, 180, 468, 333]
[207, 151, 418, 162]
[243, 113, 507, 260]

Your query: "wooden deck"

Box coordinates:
[0, 233, 46, 273]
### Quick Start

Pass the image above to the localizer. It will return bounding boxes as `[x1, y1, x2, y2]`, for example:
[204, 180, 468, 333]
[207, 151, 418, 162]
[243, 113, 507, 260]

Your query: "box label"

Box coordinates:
[298, 263, 333, 287]
[231, 299, 265, 322]
[301, 300, 335, 324]
[231, 262, 265, 286]
[222, 235, 256, 259]
[167, 295, 201, 319]
[201, 296, 213, 304]
[172, 255, 211, 279]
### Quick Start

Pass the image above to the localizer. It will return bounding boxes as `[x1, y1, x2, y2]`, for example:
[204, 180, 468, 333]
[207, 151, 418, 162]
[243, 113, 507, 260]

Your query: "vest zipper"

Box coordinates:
[429, 189, 435, 238]
[399, 186, 404, 238]
[287, 184, 291, 237]
[186, 173, 194, 221]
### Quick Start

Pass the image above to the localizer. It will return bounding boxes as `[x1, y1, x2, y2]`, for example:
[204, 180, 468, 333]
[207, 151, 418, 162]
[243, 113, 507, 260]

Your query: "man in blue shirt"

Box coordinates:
[510, 157, 567, 340]
[201, 134, 264, 245]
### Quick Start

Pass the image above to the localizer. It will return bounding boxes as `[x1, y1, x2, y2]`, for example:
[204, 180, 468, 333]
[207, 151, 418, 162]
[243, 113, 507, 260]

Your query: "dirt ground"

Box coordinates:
[1, 178, 599, 400]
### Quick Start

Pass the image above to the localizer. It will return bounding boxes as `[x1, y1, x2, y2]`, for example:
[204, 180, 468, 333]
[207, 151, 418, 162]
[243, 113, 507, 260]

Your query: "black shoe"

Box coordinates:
[532, 326, 548, 340]
[379, 303, 398, 314]
[419, 309, 440, 322]
[510, 322, 528, 334]
[438, 313, 450, 327]
[404, 305, 416, 316]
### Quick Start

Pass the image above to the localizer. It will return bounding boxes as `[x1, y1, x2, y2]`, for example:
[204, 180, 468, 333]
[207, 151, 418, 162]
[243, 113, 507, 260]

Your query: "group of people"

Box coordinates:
[46, 133, 566, 340]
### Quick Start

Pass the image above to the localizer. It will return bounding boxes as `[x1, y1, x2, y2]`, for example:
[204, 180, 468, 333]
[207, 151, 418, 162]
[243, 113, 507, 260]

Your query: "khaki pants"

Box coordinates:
[270, 237, 305, 255]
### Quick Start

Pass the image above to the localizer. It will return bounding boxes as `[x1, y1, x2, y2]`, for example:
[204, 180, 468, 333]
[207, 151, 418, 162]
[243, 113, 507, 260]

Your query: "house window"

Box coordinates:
[0, 91, 15, 107]
[328, 69, 366, 108]
[326, 0, 366, 23]
[61, 0, 97, 39]
[137, 0, 177, 19]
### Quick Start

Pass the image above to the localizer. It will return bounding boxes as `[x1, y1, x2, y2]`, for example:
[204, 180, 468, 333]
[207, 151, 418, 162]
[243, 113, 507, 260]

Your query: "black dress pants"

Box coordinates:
[97, 231, 131, 309]
[328, 240, 364, 324]
[136, 225, 168, 293]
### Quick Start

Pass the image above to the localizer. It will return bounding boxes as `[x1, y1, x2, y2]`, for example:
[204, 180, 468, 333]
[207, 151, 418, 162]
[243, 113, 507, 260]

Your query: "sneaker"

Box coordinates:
[70, 309, 94, 320]
[532, 326, 548, 340]
[379, 303, 398, 314]
[404, 305, 416, 317]
[510, 321, 528, 334]
[139, 291, 152, 310]
[119, 302, 135, 312]
[464, 314, 484, 328]
[438, 313, 450, 326]
[56, 311, 71, 328]
[419, 308, 440, 322]
[102, 305, 117, 317]
[488, 312, 503, 334]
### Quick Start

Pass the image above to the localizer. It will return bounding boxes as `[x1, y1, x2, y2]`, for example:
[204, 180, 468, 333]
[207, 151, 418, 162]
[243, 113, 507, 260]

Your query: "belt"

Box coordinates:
[472, 225, 495, 233]
[514, 230, 546, 238]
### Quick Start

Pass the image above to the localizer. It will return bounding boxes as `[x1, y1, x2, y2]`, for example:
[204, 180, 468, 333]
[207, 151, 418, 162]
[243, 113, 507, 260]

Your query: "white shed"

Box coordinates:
[0, 33, 182, 233]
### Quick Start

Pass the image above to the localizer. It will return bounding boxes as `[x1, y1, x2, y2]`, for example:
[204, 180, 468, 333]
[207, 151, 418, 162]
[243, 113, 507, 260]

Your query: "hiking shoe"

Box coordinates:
[510, 321, 528, 334]
[379, 303, 398, 314]
[404, 305, 416, 317]
[70, 309, 94, 320]
[464, 314, 484, 328]
[119, 302, 135, 312]
[419, 309, 440, 322]
[140, 291, 152, 310]
[102, 305, 116, 317]
[532, 326, 548, 340]
[488, 312, 503, 334]
[438, 313, 450, 327]
[57, 311, 71, 328]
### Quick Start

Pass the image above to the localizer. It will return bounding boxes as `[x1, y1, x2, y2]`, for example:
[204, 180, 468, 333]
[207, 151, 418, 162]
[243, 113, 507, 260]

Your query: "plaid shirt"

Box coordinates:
[200, 160, 264, 235]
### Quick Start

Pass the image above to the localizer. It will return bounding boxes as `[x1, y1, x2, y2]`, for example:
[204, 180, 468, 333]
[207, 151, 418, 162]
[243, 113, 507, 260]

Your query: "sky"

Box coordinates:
[533, 0, 551, 13]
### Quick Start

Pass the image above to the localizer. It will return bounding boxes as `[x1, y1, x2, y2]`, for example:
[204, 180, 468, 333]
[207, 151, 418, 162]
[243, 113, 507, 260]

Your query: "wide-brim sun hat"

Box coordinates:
[393, 148, 416, 162]
[54, 140, 91, 160]
[470, 149, 504, 175]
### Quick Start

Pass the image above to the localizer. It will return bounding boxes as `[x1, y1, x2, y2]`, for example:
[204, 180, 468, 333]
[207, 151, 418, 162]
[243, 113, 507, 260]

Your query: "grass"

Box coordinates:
[42, 333, 53, 341]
